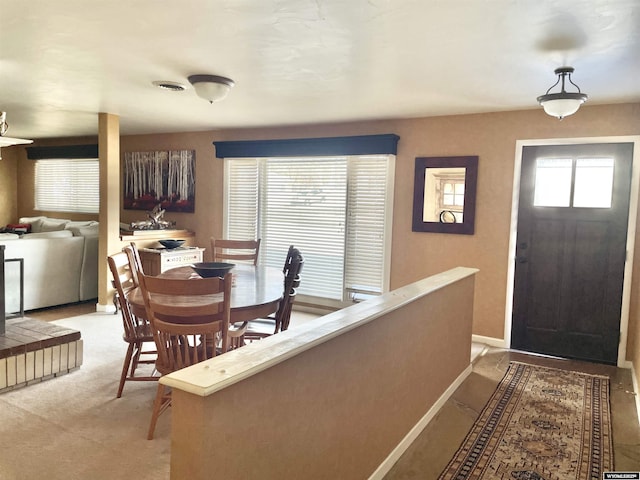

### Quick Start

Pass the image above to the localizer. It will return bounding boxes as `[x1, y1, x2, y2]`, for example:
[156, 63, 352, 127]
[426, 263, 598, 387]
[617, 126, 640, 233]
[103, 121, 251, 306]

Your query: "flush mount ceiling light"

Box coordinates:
[537, 66, 588, 120]
[188, 74, 234, 104]
[0, 111, 33, 160]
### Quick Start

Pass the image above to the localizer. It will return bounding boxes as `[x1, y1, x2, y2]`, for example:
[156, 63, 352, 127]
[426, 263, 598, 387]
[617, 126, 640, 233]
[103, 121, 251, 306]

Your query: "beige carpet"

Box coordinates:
[438, 361, 613, 480]
[0, 311, 170, 480]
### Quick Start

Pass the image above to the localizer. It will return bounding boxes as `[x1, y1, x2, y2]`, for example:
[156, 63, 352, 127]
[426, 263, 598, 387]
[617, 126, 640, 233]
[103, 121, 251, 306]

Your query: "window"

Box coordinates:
[35, 158, 99, 213]
[533, 156, 615, 208]
[224, 154, 395, 307]
[436, 172, 465, 223]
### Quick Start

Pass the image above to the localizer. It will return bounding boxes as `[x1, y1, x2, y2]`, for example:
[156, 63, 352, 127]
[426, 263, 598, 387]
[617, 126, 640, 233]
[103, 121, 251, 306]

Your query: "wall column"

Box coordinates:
[97, 113, 120, 311]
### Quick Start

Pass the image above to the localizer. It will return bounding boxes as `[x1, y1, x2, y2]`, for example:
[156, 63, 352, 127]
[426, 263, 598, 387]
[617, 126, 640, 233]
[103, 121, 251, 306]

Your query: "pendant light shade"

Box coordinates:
[537, 67, 588, 120]
[0, 111, 33, 160]
[188, 74, 234, 104]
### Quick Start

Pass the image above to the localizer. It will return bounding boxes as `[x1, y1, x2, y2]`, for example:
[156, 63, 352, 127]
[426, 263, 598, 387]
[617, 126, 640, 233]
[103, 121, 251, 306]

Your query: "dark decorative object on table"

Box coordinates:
[158, 239, 185, 249]
[190, 262, 235, 278]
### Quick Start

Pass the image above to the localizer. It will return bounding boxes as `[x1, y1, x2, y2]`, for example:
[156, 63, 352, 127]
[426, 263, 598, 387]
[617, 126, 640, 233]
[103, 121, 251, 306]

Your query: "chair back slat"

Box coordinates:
[211, 238, 261, 265]
[108, 251, 144, 339]
[123, 243, 144, 285]
[138, 272, 233, 375]
[275, 246, 304, 333]
[241, 245, 304, 342]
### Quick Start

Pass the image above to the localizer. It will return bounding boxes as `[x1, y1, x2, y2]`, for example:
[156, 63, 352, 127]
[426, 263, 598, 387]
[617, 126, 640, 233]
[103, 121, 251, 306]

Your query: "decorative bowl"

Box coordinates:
[190, 262, 235, 278]
[158, 239, 185, 249]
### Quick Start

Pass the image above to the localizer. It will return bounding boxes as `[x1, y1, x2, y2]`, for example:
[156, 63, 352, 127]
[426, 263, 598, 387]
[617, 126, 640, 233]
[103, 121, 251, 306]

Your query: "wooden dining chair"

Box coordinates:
[244, 246, 304, 341]
[210, 238, 261, 265]
[107, 251, 158, 398]
[138, 271, 236, 440]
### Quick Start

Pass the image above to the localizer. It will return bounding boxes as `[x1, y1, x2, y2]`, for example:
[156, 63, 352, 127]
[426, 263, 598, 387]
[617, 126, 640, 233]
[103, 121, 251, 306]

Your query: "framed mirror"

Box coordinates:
[412, 156, 478, 234]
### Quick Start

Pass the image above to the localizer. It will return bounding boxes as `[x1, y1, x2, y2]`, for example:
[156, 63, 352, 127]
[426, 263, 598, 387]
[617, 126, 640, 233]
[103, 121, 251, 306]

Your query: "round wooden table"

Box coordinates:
[127, 264, 284, 323]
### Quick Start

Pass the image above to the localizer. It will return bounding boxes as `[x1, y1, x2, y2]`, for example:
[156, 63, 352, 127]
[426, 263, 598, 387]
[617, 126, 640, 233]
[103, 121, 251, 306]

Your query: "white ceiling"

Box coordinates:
[1, 0, 639, 141]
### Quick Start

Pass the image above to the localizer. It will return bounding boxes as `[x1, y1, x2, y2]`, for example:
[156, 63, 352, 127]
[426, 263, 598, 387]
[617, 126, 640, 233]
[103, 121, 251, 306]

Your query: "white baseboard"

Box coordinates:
[368, 363, 474, 480]
[630, 362, 640, 427]
[472, 334, 506, 348]
[95, 303, 116, 314]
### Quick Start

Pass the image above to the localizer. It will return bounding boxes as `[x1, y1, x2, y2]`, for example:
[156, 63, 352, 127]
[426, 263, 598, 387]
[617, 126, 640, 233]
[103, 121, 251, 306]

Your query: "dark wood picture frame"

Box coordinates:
[412, 156, 478, 234]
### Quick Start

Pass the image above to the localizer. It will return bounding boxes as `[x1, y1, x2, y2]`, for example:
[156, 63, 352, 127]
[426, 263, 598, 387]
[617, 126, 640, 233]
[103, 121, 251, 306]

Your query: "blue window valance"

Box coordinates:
[213, 134, 399, 158]
[26, 144, 98, 160]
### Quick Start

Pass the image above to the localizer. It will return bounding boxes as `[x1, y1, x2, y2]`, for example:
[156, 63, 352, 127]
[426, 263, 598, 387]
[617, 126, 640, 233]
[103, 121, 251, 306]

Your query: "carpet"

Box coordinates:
[438, 361, 613, 480]
[0, 312, 171, 480]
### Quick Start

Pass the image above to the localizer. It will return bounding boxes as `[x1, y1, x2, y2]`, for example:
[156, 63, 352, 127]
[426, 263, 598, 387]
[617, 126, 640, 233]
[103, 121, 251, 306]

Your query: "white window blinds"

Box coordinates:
[35, 159, 99, 213]
[345, 155, 393, 296]
[225, 154, 394, 304]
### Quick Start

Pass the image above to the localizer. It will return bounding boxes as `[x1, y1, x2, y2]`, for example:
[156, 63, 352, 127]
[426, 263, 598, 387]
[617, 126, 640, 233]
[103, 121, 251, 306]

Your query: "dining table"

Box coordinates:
[126, 263, 284, 324]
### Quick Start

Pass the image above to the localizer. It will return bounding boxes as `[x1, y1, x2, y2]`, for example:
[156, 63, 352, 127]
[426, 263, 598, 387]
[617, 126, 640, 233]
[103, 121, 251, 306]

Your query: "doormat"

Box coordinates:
[438, 361, 613, 480]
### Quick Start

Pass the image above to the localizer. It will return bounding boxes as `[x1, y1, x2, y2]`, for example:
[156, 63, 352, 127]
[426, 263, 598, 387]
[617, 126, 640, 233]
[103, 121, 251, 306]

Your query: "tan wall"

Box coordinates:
[169, 272, 475, 480]
[10, 103, 640, 383]
[120, 102, 640, 336]
[0, 147, 18, 226]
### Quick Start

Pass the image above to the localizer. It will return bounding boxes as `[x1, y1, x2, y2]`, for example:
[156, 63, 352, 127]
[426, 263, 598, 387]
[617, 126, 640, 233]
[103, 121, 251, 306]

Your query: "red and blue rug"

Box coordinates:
[439, 362, 613, 480]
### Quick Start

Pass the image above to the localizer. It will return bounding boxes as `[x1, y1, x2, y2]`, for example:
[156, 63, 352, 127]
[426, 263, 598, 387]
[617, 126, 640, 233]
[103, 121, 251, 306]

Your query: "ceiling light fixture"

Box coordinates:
[537, 66, 588, 120]
[188, 74, 234, 104]
[0, 111, 33, 160]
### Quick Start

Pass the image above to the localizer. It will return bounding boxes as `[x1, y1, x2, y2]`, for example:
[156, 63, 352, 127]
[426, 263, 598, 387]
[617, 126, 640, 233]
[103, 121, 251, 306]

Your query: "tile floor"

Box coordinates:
[384, 348, 640, 478]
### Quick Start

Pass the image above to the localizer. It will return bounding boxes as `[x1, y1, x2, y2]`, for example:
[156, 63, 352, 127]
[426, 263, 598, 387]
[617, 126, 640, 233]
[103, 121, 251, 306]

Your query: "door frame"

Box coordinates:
[504, 135, 640, 367]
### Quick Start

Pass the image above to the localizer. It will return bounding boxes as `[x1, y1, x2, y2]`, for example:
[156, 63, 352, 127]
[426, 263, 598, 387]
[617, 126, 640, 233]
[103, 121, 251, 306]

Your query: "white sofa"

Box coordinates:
[0, 216, 99, 313]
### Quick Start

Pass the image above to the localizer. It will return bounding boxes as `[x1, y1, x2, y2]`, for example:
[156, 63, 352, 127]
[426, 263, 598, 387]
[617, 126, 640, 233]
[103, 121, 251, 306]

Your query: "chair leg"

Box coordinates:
[130, 342, 142, 376]
[147, 383, 171, 440]
[117, 342, 135, 398]
[113, 292, 120, 315]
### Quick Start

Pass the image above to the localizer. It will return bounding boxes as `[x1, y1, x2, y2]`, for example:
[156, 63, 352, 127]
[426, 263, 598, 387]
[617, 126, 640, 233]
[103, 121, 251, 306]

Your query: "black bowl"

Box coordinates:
[190, 262, 235, 278]
[158, 239, 185, 249]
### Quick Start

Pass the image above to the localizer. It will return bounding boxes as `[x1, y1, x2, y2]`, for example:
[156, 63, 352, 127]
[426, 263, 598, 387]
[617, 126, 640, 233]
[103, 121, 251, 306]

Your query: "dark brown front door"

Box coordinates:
[512, 143, 634, 365]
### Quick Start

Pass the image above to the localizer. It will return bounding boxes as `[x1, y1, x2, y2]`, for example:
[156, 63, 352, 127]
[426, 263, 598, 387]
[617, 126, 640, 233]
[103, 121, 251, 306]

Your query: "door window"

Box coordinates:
[533, 157, 614, 209]
[533, 158, 572, 207]
[573, 158, 614, 208]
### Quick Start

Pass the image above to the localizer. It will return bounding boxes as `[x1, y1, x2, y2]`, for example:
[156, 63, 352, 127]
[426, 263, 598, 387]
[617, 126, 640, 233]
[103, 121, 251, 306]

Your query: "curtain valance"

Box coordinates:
[26, 144, 98, 160]
[213, 134, 399, 158]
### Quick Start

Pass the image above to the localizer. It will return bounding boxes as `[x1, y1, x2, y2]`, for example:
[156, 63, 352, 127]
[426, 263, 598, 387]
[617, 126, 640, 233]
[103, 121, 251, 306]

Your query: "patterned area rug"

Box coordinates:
[439, 362, 613, 480]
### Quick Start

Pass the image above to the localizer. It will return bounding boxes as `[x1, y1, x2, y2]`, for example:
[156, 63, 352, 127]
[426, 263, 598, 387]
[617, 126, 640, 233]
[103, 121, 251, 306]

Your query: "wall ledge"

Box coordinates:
[161, 266, 479, 397]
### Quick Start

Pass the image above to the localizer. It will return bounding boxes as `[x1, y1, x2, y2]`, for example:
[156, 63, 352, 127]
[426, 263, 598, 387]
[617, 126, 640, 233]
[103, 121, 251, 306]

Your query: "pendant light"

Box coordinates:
[0, 112, 33, 160]
[537, 67, 588, 120]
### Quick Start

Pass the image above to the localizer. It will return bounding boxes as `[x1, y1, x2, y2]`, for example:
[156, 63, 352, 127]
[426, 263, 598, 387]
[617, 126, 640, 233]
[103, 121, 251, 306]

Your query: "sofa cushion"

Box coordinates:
[22, 230, 74, 239]
[40, 218, 70, 232]
[67, 224, 99, 237]
[0, 233, 20, 240]
[19, 216, 48, 233]
[65, 220, 98, 229]
[18, 216, 47, 223]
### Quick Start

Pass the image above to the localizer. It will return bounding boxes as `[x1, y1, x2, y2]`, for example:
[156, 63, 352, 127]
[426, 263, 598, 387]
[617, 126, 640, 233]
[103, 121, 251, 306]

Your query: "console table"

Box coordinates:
[138, 246, 205, 276]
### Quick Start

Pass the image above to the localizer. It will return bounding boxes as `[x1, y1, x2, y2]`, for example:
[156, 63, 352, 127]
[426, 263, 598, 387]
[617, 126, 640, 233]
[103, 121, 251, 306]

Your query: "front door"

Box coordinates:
[511, 142, 634, 365]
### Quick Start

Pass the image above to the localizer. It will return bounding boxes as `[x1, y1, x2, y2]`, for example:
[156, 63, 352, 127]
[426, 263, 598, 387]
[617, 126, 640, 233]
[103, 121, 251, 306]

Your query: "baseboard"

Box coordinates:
[631, 362, 640, 427]
[368, 363, 474, 480]
[472, 334, 506, 348]
[96, 303, 116, 314]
